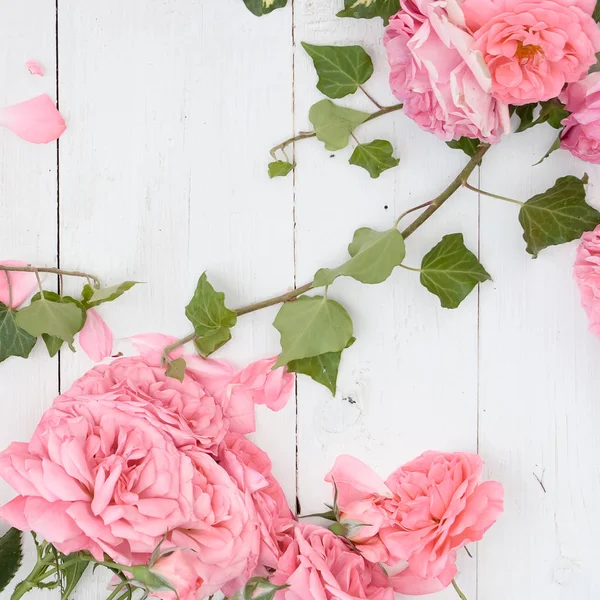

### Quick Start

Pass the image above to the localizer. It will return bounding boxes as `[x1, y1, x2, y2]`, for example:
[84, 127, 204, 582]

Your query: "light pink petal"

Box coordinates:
[390, 563, 456, 595]
[0, 94, 65, 144]
[25, 60, 44, 76]
[0, 260, 37, 308]
[78, 309, 113, 363]
[129, 333, 182, 365]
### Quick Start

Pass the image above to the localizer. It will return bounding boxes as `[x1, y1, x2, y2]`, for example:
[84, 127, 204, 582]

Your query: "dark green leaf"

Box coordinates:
[268, 161, 295, 178]
[81, 281, 138, 308]
[594, 2, 600, 22]
[534, 134, 562, 166]
[41, 334, 63, 358]
[243, 0, 287, 16]
[314, 227, 405, 287]
[515, 100, 568, 133]
[0, 528, 22, 593]
[420, 233, 491, 309]
[349, 139, 399, 178]
[61, 553, 88, 600]
[301, 43, 374, 99]
[519, 175, 600, 257]
[337, 0, 401, 25]
[194, 327, 232, 357]
[287, 338, 355, 394]
[0, 304, 37, 363]
[308, 100, 369, 151]
[446, 137, 481, 157]
[274, 296, 353, 367]
[514, 104, 537, 133]
[589, 52, 600, 74]
[165, 358, 186, 382]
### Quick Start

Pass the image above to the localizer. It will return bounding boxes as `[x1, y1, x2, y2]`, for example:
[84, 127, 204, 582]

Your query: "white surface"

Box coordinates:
[1, 1, 599, 599]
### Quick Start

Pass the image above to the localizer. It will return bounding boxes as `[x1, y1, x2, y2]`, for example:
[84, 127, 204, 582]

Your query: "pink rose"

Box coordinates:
[560, 73, 600, 164]
[270, 523, 394, 600]
[326, 452, 503, 594]
[574, 224, 600, 335]
[0, 261, 37, 308]
[149, 550, 203, 600]
[219, 433, 296, 593]
[463, 0, 600, 105]
[384, 0, 510, 142]
[78, 308, 114, 363]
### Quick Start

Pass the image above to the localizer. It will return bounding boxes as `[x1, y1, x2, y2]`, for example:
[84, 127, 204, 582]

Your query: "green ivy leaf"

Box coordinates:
[337, 0, 401, 25]
[273, 296, 353, 368]
[514, 104, 537, 133]
[515, 100, 568, 133]
[61, 553, 88, 600]
[519, 175, 600, 257]
[309, 100, 370, 151]
[81, 281, 138, 308]
[268, 161, 295, 179]
[446, 137, 481, 157]
[42, 334, 64, 358]
[420, 233, 491, 309]
[243, 0, 287, 16]
[0, 303, 37, 363]
[349, 139, 399, 178]
[301, 43, 374, 99]
[165, 357, 186, 382]
[15, 292, 86, 345]
[287, 338, 355, 394]
[0, 528, 22, 593]
[194, 327, 232, 357]
[314, 227, 405, 287]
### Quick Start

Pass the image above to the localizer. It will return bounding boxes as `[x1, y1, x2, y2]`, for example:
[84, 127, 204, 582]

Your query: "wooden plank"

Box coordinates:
[292, 4, 479, 597]
[478, 130, 600, 598]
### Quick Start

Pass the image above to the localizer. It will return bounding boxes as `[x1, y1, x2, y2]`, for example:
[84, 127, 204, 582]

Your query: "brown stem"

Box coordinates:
[359, 86, 383, 109]
[6, 272, 13, 309]
[0, 265, 101, 289]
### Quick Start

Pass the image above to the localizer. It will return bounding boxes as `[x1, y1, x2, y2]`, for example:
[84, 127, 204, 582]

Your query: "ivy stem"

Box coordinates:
[399, 264, 421, 273]
[394, 201, 433, 228]
[462, 181, 523, 206]
[269, 103, 404, 159]
[0, 265, 101, 289]
[451, 578, 468, 600]
[359, 85, 383, 109]
[33, 269, 44, 300]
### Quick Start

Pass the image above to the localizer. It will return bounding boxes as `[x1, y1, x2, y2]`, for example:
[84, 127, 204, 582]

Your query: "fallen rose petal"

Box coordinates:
[129, 333, 183, 364]
[25, 60, 44, 76]
[0, 94, 66, 143]
[79, 309, 113, 362]
[0, 260, 37, 308]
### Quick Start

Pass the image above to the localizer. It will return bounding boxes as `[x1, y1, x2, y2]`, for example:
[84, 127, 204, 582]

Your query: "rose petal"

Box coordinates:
[0, 95, 66, 144]
[129, 333, 182, 364]
[78, 309, 113, 362]
[0, 260, 37, 308]
[26, 60, 44, 76]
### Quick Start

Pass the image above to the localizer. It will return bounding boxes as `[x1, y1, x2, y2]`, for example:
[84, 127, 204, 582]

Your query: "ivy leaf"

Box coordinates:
[0, 528, 22, 593]
[0, 303, 37, 363]
[268, 161, 295, 179]
[273, 296, 353, 367]
[337, 0, 401, 25]
[514, 103, 537, 133]
[309, 100, 370, 151]
[42, 334, 64, 357]
[15, 292, 86, 345]
[534, 134, 562, 166]
[420, 233, 491, 309]
[301, 43, 374, 99]
[287, 338, 355, 395]
[194, 327, 232, 358]
[81, 281, 138, 308]
[519, 175, 600, 257]
[185, 273, 237, 343]
[515, 100, 568, 133]
[314, 227, 405, 287]
[243, 0, 287, 16]
[61, 553, 88, 600]
[165, 358, 187, 382]
[446, 137, 481, 157]
[349, 140, 399, 178]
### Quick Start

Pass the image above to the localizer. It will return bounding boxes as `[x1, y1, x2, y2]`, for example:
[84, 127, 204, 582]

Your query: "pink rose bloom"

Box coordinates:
[270, 523, 394, 600]
[463, 0, 600, 105]
[219, 433, 296, 594]
[150, 550, 203, 600]
[0, 261, 37, 308]
[560, 73, 600, 164]
[326, 452, 503, 594]
[384, 0, 510, 142]
[574, 225, 600, 335]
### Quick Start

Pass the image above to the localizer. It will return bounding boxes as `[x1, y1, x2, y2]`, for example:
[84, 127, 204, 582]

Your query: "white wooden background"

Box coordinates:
[1, 1, 600, 599]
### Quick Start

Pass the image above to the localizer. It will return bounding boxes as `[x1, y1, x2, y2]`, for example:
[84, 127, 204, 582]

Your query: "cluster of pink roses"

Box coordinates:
[0, 335, 504, 600]
[384, 0, 600, 162]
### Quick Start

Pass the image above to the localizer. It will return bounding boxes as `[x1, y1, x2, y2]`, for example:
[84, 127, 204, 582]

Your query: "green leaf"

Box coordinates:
[0, 528, 22, 593]
[42, 334, 63, 357]
[337, 0, 401, 25]
[194, 327, 232, 358]
[273, 296, 353, 368]
[446, 137, 481, 157]
[185, 273, 237, 340]
[61, 553, 88, 600]
[15, 292, 86, 345]
[589, 52, 600, 74]
[243, 577, 289, 600]
[514, 103, 537, 133]
[519, 175, 600, 257]
[594, 2, 600, 22]
[420, 233, 491, 309]
[166, 358, 186, 382]
[314, 227, 405, 287]
[534, 134, 562, 166]
[268, 161, 295, 178]
[308, 100, 370, 151]
[515, 100, 568, 133]
[81, 281, 137, 308]
[301, 43, 374, 99]
[349, 139, 399, 178]
[0, 304, 37, 363]
[243, 0, 287, 16]
[287, 337, 355, 394]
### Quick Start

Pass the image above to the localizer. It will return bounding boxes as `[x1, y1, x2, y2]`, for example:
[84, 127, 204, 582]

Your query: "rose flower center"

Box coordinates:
[514, 41, 543, 64]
